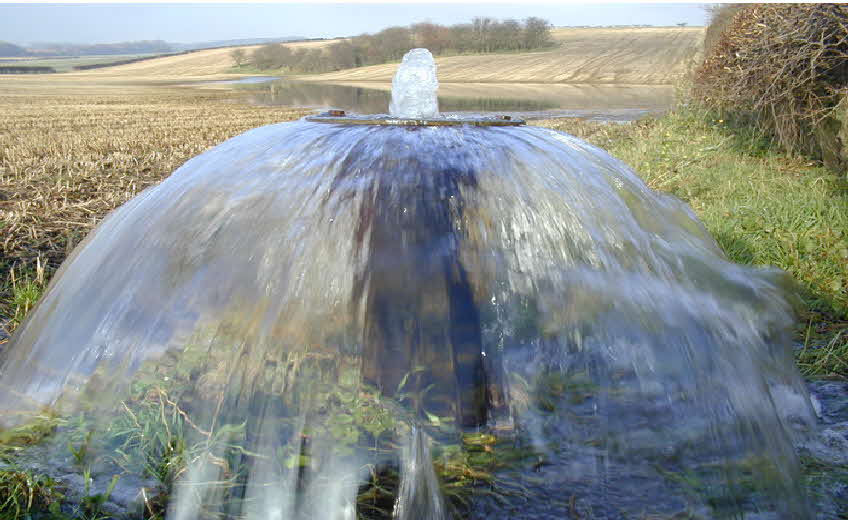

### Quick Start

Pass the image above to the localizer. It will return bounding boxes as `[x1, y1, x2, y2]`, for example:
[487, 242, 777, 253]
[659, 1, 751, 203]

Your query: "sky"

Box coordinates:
[0, 3, 709, 45]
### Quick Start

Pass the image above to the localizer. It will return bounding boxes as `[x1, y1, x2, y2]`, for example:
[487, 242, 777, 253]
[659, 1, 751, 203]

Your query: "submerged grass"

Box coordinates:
[0, 468, 63, 519]
[533, 108, 848, 378]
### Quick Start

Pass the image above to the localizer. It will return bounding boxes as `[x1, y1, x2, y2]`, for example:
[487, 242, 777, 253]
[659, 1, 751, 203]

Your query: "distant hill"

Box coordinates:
[26, 40, 172, 56]
[17, 37, 311, 57]
[170, 37, 308, 52]
[0, 41, 29, 57]
[75, 39, 338, 79]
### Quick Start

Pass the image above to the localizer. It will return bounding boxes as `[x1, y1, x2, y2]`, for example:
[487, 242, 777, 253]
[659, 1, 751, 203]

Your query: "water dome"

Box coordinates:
[0, 49, 815, 519]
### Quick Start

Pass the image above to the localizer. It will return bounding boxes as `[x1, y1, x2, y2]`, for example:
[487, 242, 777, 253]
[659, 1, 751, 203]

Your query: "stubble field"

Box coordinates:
[33, 27, 704, 85]
[290, 27, 704, 84]
[0, 89, 308, 332]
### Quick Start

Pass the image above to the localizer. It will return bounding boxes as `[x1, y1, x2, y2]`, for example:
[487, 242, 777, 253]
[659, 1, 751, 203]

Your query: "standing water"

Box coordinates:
[0, 49, 816, 519]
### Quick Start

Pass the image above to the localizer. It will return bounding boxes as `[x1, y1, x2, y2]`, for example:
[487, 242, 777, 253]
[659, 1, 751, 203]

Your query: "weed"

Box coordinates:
[798, 329, 848, 379]
[73, 469, 120, 520]
[0, 468, 63, 518]
[4, 259, 48, 329]
[68, 431, 93, 468]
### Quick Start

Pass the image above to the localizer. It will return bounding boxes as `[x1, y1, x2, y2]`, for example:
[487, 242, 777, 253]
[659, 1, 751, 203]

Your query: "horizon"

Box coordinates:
[1, 3, 708, 46]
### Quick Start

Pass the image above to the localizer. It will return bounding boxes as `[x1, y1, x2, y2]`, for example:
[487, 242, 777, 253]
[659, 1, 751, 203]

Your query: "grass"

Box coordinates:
[0, 351, 513, 519]
[532, 107, 848, 377]
[3, 259, 47, 331]
[0, 468, 63, 518]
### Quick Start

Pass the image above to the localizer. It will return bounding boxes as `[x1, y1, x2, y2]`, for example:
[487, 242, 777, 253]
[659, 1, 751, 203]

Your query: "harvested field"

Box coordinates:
[0, 90, 308, 327]
[60, 40, 339, 81]
[0, 40, 339, 84]
[4, 27, 704, 86]
[304, 27, 705, 84]
[0, 54, 157, 73]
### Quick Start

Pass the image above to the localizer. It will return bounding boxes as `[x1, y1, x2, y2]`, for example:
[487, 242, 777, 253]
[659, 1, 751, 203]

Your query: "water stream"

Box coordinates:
[0, 49, 822, 519]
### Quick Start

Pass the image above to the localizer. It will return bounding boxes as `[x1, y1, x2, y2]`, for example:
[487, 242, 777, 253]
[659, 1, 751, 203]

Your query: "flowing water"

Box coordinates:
[0, 50, 819, 519]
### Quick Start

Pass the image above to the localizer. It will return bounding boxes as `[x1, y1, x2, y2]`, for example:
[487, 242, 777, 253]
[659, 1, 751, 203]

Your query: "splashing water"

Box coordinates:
[389, 48, 439, 118]
[0, 53, 816, 519]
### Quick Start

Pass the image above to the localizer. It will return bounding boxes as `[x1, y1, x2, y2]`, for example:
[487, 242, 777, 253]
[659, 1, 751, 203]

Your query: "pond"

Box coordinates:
[219, 78, 675, 121]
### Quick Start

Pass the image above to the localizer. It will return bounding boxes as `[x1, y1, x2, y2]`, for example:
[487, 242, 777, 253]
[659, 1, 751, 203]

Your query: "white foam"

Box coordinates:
[389, 48, 439, 118]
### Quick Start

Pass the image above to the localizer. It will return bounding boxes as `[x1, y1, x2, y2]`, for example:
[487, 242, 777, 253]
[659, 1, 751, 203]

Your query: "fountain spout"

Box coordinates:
[389, 48, 439, 118]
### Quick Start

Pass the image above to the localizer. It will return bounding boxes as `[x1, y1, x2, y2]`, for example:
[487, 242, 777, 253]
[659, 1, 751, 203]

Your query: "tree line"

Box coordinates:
[236, 17, 554, 73]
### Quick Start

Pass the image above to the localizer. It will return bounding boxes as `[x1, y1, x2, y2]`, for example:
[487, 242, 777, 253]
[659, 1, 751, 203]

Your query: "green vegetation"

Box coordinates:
[0, 468, 63, 518]
[534, 107, 848, 377]
[0, 347, 524, 519]
[3, 261, 48, 329]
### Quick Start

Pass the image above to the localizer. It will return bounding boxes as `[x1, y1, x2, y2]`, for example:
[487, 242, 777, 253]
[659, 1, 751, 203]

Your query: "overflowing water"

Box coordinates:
[0, 49, 817, 519]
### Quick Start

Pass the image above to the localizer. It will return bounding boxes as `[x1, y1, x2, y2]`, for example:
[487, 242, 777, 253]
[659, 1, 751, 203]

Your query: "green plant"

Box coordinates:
[0, 413, 60, 454]
[6, 259, 48, 328]
[0, 468, 63, 519]
[798, 328, 848, 378]
[68, 431, 93, 467]
[72, 468, 120, 520]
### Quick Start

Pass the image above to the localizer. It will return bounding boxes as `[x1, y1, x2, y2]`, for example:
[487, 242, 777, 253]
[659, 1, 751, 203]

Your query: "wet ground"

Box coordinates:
[2, 379, 845, 519]
[469, 380, 848, 519]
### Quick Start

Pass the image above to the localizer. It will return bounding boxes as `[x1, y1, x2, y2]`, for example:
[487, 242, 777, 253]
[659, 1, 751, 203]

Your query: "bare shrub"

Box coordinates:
[693, 4, 848, 164]
[702, 4, 746, 52]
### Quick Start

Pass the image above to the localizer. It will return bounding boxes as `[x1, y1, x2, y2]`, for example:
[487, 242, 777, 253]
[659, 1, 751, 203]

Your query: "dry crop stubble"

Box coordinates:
[0, 90, 309, 332]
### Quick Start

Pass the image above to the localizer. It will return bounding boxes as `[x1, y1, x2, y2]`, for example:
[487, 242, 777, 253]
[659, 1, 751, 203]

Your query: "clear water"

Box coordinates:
[389, 49, 439, 119]
[0, 118, 816, 518]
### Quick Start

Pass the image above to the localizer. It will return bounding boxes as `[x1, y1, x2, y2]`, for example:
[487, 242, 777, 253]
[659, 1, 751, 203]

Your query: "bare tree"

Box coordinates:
[375, 26, 413, 61]
[251, 43, 293, 70]
[247, 16, 556, 73]
[492, 19, 523, 51]
[449, 24, 475, 53]
[412, 22, 450, 55]
[230, 48, 247, 67]
[523, 17, 554, 50]
[472, 17, 496, 52]
[326, 40, 357, 70]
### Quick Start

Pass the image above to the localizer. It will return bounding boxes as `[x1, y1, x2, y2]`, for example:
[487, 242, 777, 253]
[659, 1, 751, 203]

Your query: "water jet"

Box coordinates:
[0, 49, 817, 519]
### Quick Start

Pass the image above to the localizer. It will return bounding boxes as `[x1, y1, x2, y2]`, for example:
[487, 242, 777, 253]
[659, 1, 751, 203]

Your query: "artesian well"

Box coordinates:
[0, 49, 816, 519]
